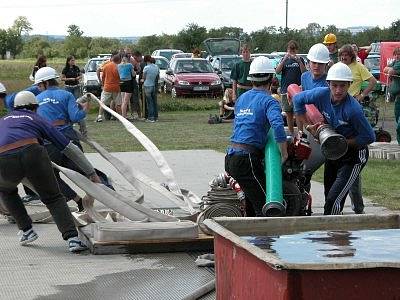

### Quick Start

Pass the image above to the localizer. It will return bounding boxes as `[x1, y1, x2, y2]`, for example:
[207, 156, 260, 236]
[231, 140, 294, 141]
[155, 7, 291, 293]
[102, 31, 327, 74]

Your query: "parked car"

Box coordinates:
[203, 38, 241, 89]
[164, 58, 223, 98]
[210, 55, 241, 88]
[362, 54, 383, 93]
[82, 57, 109, 96]
[170, 52, 192, 61]
[153, 55, 169, 92]
[151, 49, 183, 61]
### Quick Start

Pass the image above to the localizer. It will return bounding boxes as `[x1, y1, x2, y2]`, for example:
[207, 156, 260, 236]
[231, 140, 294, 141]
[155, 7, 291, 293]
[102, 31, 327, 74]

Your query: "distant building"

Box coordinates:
[345, 26, 375, 35]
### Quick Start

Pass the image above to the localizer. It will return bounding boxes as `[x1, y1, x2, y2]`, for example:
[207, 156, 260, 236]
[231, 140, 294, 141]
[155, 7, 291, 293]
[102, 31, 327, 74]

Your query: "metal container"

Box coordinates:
[204, 215, 400, 300]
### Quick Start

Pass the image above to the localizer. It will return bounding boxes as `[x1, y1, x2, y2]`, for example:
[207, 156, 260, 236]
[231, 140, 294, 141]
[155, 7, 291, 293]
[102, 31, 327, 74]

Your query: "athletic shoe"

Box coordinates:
[68, 237, 88, 253]
[145, 119, 155, 123]
[19, 229, 39, 245]
[95, 115, 103, 122]
[21, 194, 41, 203]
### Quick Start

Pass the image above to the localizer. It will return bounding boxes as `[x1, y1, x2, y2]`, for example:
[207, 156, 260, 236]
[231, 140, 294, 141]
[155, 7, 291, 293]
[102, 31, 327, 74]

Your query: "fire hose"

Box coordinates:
[287, 84, 348, 160]
[197, 173, 244, 234]
[84, 93, 200, 214]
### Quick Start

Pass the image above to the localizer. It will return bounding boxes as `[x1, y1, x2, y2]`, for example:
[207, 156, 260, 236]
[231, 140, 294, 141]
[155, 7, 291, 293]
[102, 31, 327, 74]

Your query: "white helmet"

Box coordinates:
[14, 91, 38, 108]
[247, 56, 275, 81]
[326, 62, 353, 82]
[307, 43, 330, 64]
[0, 82, 6, 93]
[34, 67, 59, 84]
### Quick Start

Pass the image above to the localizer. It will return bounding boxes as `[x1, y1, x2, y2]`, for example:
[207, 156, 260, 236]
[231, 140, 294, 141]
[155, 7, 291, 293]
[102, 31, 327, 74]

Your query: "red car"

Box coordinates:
[163, 58, 223, 98]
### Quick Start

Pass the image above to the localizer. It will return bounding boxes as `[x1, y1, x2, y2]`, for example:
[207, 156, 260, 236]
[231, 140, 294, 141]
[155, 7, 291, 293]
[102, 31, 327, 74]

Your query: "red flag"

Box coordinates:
[380, 41, 400, 84]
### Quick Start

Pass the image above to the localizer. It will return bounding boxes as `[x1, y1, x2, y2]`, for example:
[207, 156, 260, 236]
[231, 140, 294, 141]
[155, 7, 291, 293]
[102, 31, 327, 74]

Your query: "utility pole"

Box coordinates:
[285, 0, 288, 32]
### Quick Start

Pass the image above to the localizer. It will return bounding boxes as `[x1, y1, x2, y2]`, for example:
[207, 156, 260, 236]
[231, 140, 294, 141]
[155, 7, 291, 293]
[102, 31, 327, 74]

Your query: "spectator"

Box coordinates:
[384, 47, 400, 144]
[351, 43, 372, 64]
[231, 44, 252, 101]
[117, 54, 136, 119]
[61, 56, 82, 99]
[218, 88, 235, 122]
[142, 55, 159, 122]
[30, 55, 47, 81]
[131, 50, 144, 119]
[96, 52, 122, 122]
[275, 40, 306, 136]
[192, 48, 202, 58]
[323, 33, 339, 68]
[339, 44, 377, 101]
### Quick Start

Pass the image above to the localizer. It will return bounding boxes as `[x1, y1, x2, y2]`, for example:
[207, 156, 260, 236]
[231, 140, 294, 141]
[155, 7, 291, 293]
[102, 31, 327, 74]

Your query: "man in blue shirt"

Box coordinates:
[293, 63, 375, 215]
[35, 67, 92, 209]
[225, 56, 288, 217]
[302, 45, 367, 214]
[142, 55, 160, 122]
[0, 91, 99, 252]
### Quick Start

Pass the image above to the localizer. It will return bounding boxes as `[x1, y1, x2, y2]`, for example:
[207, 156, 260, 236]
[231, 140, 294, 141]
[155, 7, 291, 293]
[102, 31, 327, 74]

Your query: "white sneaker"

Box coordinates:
[95, 115, 103, 122]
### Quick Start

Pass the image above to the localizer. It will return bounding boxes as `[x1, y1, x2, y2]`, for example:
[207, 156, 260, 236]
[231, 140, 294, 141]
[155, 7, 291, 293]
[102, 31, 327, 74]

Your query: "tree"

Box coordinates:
[0, 29, 7, 59]
[67, 24, 83, 37]
[6, 29, 23, 58]
[176, 23, 207, 52]
[12, 16, 32, 35]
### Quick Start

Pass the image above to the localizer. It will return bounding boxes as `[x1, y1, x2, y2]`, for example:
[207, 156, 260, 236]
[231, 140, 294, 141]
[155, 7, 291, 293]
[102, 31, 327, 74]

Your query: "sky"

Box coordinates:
[1, 0, 399, 37]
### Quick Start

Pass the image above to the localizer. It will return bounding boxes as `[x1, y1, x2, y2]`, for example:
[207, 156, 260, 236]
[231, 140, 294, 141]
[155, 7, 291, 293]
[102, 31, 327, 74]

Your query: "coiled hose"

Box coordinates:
[197, 173, 244, 234]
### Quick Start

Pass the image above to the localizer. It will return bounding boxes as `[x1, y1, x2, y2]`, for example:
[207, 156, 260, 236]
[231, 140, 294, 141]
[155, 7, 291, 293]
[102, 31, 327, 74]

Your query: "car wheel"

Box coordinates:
[171, 87, 177, 98]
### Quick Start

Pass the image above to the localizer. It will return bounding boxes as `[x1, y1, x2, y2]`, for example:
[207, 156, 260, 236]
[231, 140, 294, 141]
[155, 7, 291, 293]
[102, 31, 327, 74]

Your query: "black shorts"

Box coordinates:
[120, 80, 134, 93]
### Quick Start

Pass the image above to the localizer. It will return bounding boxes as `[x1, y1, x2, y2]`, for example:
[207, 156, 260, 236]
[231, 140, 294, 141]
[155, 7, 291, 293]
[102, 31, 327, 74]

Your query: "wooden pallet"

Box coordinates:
[78, 225, 214, 255]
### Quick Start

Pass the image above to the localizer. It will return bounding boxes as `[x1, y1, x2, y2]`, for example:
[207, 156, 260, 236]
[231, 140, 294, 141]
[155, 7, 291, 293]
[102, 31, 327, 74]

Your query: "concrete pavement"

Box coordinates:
[1, 150, 394, 299]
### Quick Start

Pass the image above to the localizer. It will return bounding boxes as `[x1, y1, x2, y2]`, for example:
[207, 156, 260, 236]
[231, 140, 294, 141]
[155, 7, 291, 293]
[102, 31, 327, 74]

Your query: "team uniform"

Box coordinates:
[0, 109, 79, 240]
[294, 87, 375, 215]
[4, 85, 41, 112]
[225, 89, 286, 216]
[36, 86, 87, 200]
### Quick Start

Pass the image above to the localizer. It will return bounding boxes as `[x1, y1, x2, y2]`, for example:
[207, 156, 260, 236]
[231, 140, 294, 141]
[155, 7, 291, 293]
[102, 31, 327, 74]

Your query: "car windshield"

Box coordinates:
[87, 60, 106, 72]
[220, 57, 241, 70]
[160, 51, 181, 61]
[174, 60, 214, 73]
[155, 58, 169, 70]
[364, 57, 380, 70]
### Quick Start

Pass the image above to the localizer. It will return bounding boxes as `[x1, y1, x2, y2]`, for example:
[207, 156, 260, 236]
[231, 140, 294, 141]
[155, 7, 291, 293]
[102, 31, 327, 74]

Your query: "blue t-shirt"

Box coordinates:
[293, 87, 375, 147]
[5, 85, 41, 112]
[143, 64, 159, 87]
[0, 109, 70, 153]
[301, 71, 328, 91]
[36, 86, 86, 131]
[229, 89, 286, 153]
[118, 63, 133, 81]
[278, 57, 305, 93]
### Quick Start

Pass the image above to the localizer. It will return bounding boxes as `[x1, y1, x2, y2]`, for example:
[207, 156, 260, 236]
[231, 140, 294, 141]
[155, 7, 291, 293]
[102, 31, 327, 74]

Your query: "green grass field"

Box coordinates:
[1, 58, 399, 210]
